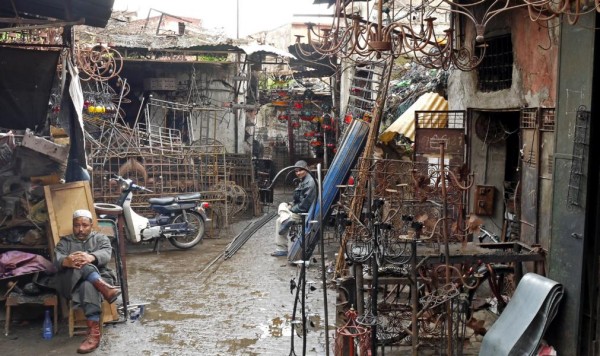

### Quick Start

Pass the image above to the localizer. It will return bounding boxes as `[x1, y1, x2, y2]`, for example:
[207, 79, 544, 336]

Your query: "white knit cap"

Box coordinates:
[73, 209, 93, 219]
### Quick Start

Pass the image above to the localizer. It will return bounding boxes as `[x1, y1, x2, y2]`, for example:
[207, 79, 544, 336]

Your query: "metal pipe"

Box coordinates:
[317, 163, 331, 355]
[301, 212, 308, 356]
[114, 78, 127, 124]
[133, 95, 145, 128]
[368, 183, 378, 356]
[411, 233, 419, 356]
[440, 142, 453, 355]
[259, 163, 323, 354]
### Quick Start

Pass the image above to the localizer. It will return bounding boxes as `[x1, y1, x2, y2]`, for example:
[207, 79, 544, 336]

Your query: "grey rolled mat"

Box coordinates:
[479, 272, 564, 356]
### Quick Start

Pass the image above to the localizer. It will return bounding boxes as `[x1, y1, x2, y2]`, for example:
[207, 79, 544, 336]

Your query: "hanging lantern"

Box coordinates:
[293, 101, 303, 110]
[304, 131, 316, 138]
[310, 139, 322, 147]
[291, 121, 300, 129]
[272, 100, 288, 107]
[344, 113, 353, 124]
[278, 113, 290, 122]
[300, 113, 314, 121]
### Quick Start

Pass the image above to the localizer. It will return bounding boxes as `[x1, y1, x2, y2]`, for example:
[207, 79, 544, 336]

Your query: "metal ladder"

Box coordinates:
[346, 62, 386, 120]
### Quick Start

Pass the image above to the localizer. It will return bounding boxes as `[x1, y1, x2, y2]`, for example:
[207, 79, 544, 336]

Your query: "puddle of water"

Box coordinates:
[217, 337, 259, 354]
[152, 324, 175, 344]
[250, 290, 267, 298]
[307, 313, 322, 331]
[258, 315, 294, 338]
[153, 290, 172, 300]
[144, 308, 208, 321]
[257, 313, 328, 340]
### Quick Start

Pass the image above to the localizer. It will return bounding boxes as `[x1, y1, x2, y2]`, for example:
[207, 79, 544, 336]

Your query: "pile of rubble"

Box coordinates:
[0, 129, 69, 247]
[384, 62, 449, 128]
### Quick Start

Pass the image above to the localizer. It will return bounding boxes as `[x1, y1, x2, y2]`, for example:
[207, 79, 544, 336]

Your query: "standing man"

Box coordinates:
[54, 209, 121, 354]
[271, 160, 317, 257]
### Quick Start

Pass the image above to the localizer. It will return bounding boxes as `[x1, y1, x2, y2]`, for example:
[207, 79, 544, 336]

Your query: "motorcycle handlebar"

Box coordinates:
[111, 174, 153, 193]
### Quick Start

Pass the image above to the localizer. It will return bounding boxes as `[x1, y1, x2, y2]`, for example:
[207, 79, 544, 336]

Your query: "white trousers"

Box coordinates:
[274, 202, 302, 253]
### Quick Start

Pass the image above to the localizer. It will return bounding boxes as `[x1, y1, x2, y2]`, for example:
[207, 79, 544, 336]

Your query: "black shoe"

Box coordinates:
[270, 250, 287, 257]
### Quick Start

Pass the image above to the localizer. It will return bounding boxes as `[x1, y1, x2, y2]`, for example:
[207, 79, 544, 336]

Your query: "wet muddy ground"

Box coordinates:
[1, 204, 339, 356]
[1, 190, 494, 355]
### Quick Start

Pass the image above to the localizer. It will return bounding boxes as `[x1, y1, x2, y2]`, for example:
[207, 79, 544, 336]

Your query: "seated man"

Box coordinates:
[271, 160, 317, 257]
[53, 209, 121, 354]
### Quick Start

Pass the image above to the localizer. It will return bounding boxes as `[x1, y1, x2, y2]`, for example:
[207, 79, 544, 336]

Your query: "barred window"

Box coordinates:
[477, 34, 513, 92]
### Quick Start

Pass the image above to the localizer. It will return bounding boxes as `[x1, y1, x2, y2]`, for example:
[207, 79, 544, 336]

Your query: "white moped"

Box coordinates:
[95, 174, 210, 251]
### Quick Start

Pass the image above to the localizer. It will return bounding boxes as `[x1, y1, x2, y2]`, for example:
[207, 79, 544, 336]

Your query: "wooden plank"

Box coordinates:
[21, 129, 69, 163]
[44, 181, 98, 248]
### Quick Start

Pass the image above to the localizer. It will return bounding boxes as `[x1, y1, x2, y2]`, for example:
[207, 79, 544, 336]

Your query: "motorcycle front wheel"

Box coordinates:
[169, 212, 205, 249]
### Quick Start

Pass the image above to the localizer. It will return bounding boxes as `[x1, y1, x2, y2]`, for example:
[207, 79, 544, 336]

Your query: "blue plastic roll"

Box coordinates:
[288, 119, 370, 261]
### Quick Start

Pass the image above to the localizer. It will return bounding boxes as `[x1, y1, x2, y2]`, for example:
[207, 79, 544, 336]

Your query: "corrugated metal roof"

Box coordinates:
[379, 92, 448, 143]
[78, 13, 324, 78]
[81, 16, 294, 58]
[80, 12, 230, 48]
[240, 44, 296, 59]
[0, 0, 114, 28]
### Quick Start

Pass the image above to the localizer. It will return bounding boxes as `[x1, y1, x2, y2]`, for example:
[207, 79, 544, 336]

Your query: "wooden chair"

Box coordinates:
[68, 299, 116, 337]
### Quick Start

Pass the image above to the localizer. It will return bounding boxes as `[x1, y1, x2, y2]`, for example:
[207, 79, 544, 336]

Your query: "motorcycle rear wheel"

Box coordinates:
[169, 212, 205, 249]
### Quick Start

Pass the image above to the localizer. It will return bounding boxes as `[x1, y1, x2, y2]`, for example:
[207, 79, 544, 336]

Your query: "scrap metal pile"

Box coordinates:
[385, 63, 449, 131]
[328, 60, 541, 353]
[84, 117, 249, 227]
[65, 45, 249, 227]
[333, 153, 544, 355]
[0, 129, 70, 248]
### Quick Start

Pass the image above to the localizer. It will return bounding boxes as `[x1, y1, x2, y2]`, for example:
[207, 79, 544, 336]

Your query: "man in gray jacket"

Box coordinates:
[54, 209, 121, 354]
[271, 160, 316, 257]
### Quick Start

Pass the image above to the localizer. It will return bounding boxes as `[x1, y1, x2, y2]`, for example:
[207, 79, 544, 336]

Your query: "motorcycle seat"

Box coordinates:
[148, 197, 176, 205]
[148, 193, 202, 205]
[176, 192, 202, 201]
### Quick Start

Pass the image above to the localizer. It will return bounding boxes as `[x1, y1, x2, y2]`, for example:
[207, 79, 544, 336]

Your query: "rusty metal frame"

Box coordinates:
[85, 117, 237, 229]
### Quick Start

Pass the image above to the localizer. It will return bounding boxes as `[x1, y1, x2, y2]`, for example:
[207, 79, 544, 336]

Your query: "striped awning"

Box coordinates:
[379, 92, 448, 143]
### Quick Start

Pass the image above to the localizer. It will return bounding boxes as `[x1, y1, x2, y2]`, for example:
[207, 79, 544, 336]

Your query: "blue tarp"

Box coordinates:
[289, 119, 370, 261]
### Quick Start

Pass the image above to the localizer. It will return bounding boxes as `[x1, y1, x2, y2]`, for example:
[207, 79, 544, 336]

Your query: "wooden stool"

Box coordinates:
[4, 292, 58, 336]
[68, 300, 117, 337]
